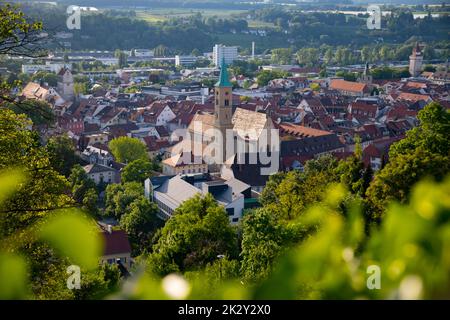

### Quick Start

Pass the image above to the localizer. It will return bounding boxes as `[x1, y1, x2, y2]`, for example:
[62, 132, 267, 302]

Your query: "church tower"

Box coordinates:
[214, 59, 234, 162]
[358, 62, 373, 84]
[57, 67, 74, 101]
[409, 42, 423, 77]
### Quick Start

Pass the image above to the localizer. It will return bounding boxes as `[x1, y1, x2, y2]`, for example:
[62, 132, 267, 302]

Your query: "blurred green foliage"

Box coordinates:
[104, 176, 450, 300]
[39, 211, 104, 270]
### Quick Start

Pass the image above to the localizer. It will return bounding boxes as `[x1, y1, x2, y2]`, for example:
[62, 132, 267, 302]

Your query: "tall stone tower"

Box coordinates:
[409, 42, 423, 77]
[57, 67, 74, 101]
[358, 62, 373, 84]
[214, 59, 234, 162]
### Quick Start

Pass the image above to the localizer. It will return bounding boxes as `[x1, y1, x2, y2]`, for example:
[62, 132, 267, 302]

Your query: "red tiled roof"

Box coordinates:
[351, 101, 378, 111]
[405, 81, 427, 89]
[330, 80, 368, 93]
[397, 92, 431, 102]
[279, 122, 331, 138]
[102, 230, 131, 256]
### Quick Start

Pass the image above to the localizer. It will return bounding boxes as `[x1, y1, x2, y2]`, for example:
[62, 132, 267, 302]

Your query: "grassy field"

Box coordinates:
[248, 20, 276, 29]
[135, 8, 247, 23]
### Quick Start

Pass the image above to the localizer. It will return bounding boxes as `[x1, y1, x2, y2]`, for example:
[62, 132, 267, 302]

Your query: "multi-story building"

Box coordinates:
[213, 44, 238, 66]
[21, 62, 71, 75]
[175, 55, 199, 67]
[133, 49, 154, 58]
[329, 79, 370, 97]
[83, 163, 118, 184]
[162, 152, 208, 175]
[144, 174, 251, 224]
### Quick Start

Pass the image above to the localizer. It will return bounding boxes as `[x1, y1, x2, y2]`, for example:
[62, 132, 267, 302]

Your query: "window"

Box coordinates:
[224, 99, 229, 106]
[232, 218, 239, 223]
[226, 208, 234, 216]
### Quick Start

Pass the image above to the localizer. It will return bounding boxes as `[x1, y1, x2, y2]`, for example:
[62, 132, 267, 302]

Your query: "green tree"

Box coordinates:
[240, 208, 287, 283]
[147, 194, 238, 276]
[31, 71, 58, 87]
[115, 49, 128, 68]
[109, 136, 148, 164]
[0, 110, 76, 298]
[104, 182, 144, 219]
[256, 70, 288, 87]
[6, 99, 55, 126]
[69, 165, 98, 215]
[73, 264, 121, 300]
[191, 48, 201, 56]
[47, 135, 80, 177]
[0, 2, 44, 57]
[185, 256, 240, 297]
[361, 46, 371, 63]
[336, 136, 366, 195]
[271, 48, 292, 65]
[0, 110, 72, 234]
[423, 64, 436, 72]
[367, 102, 450, 218]
[154, 45, 169, 57]
[261, 155, 340, 221]
[324, 48, 334, 65]
[121, 159, 158, 184]
[119, 196, 160, 255]
[74, 82, 88, 95]
[296, 48, 319, 66]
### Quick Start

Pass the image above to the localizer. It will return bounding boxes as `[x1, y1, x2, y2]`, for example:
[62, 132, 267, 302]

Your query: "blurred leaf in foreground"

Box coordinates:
[0, 168, 26, 207]
[38, 211, 104, 270]
[0, 252, 29, 299]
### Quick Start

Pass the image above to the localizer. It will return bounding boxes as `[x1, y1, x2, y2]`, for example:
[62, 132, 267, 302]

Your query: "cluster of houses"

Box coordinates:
[17, 45, 450, 270]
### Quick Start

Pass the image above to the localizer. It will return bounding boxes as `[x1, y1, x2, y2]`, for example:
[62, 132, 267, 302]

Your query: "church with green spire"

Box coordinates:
[215, 59, 233, 88]
[214, 59, 233, 162]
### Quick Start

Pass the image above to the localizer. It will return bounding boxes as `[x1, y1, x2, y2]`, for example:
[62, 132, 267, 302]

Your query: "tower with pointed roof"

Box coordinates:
[409, 42, 423, 77]
[57, 67, 74, 101]
[213, 59, 234, 162]
[358, 62, 372, 84]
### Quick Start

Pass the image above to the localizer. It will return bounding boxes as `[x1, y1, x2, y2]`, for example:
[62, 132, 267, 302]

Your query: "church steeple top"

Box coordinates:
[215, 59, 232, 87]
[364, 62, 370, 75]
[412, 42, 422, 56]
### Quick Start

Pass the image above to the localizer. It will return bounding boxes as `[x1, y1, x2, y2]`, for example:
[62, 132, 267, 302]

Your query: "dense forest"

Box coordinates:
[18, 4, 450, 55]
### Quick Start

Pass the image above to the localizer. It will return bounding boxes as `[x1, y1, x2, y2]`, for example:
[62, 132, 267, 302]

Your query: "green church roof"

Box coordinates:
[215, 59, 232, 87]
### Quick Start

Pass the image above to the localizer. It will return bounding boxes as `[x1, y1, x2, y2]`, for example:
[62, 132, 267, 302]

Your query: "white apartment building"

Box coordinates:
[175, 55, 199, 67]
[22, 62, 71, 74]
[213, 44, 238, 66]
[133, 49, 154, 58]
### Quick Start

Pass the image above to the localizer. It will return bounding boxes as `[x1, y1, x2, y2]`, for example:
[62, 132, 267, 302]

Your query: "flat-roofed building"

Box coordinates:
[175, 55, 199, 67]
[144, 174, 252, 224]
[213, 44, 238, 66]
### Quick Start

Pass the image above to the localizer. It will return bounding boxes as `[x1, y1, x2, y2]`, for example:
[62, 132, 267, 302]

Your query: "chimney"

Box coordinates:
[252, 41, 255, 60]
[107, 224, 112, 234]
